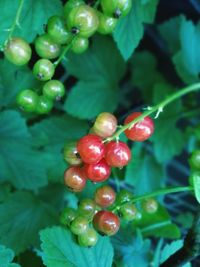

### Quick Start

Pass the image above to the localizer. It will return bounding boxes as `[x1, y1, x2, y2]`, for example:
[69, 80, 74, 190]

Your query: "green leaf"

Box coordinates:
[40, 226, 114, 267]
[159, 16, 200, 83]
[132, 205, 181, 239]
[111, 229, 151, 267]
[160, 240, 191, 266]
[0, 110, 48, 190]
[0, 184, 11, 203]
[30, 114, 88, 182]
[113, 0, 159, 60]
[0, 245, 21, 267]
[151, 83, 186, 163]
[0, 60, 39, 107]
[191, 172, 200, 204]
[64, 35, 125, 119]
[0, 191, 58, 254]
[125, 144, 165, 194]
[0, 0, 62, 45]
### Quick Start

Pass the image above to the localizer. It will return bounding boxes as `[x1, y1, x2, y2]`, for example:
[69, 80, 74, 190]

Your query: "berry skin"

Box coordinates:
[77, 134, 105, 164]
[116, 189, 133, 204]
[47, 15, 72, 45]
[97, 13, 117, 35]
[78, 198, 96, 219]
[64, 166, 87, 192]
[67, 5, 99, 38]
[124, 112, 154, 142]
[35, 34, 61, 59]
[43, 80, 65, 101]
[36, 96, 53, 114]
[4, 37, 32, 66]
[84, 159, 111, 182]
[78, 228, 98, 247]
[142, 198, 158, 214]
[70, 216, 88, 235]
[189, 150, 200, 171]
[63, 141, 82, 166]
[101, 0, 132, 18]
[64, 0, 84, 19]
[16, 90, 38, 113]
[71, 37, 89, 54]
[93, 210, 120, 236]
[60, 207, 77, 226]
[93, 112, 117, 138]
[33, 59, 55, 81]
[119, 203, 138, 221]
[105, 141, 131, 168]
[94, 185, 116, 207]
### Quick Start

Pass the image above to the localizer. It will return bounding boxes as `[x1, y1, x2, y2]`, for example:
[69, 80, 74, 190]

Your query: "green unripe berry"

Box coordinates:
[64, 0, 85, 19]
[70, 216, 88, 235]
[47, 15, 72, 45]
[16, 89, 38, 113]
[78, 198, 96, 219]
[71, 37, 89, 54]
[189, 150, 200, 171]
[4, 37, 32, 66]
[101, 0, 132, 18]
[67, 5, 99, 38]
[43, 80, 65, 101]
[63, 141, 82, 166]
[33, 59, 55, 81]
[36, 95, 53, 114]
[78, 228, 98, 247]
[35, 34, 61, 59]
[60, 207, 77, 226]
[142, 198, 158, 214]
[116, 189, 133, 204]
[119, 203, 138, 221]
[97, 13, 117, 34]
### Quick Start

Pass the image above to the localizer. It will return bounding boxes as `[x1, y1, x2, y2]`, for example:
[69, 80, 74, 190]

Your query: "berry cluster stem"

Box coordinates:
[7, 0, 24, 42]
[105, 82, 200, 142]
[111, 186, 193, 212]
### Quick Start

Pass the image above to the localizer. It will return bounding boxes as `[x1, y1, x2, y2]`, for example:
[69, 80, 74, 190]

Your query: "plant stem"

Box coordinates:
[53, 42, 73, 67]
[111, 186, 193, 211]
[105, 82, 200, 142]
[7, 0, 24, 42]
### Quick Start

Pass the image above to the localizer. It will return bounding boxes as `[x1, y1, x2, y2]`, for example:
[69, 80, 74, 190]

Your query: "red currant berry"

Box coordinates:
[77, 134, 105, 164]
[93, 210, 120, 236]
[101, 0, 132, 18]
[64, 166, 87, 192]
[43, 80, 65, 101]
[4, 37, 32, 66]
[189, 150, 200, 171]
[36, 96, 53, 114]
[60, 207, 77, 226]
[63, 141, 82, 166]
[124, 112, 154, 142]
[64, 0, 85, 19]
[94, 185, 116, 207]
[93, 112, 117, 138]
[142, 198, 158, 214]
[97, 13, 117, 35]
[84, 159, 111, 182]
[78, 228, 98, 247]
[105, 141, 131, 168]
[71, 37, 89, 54]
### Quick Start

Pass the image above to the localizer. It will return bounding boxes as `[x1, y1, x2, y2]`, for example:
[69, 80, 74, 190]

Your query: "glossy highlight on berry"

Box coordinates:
[64, 166, 87, 192]
[84, 159, 111, 182]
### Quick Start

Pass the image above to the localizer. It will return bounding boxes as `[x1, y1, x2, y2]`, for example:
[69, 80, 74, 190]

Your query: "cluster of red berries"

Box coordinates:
[63, 111, 154, 192]
[60, 184, 158, 247]
[2, 0, 132, 115]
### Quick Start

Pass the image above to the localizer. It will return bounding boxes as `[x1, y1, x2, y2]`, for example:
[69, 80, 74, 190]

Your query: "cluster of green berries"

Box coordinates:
[60, 184, 158, 247]
[63, 111, 154, 192]
[3, 0, 132, 115]
[189, 150, 200, 187]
